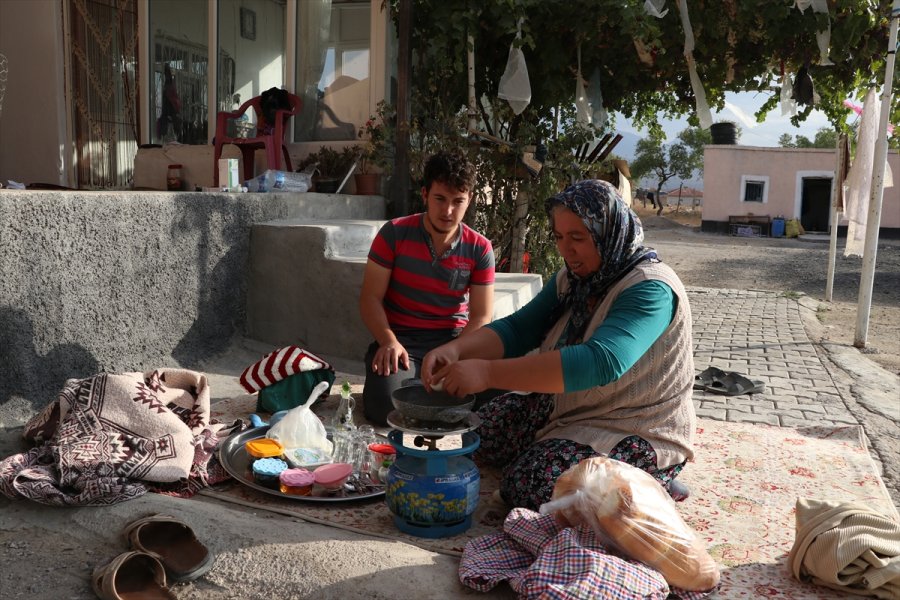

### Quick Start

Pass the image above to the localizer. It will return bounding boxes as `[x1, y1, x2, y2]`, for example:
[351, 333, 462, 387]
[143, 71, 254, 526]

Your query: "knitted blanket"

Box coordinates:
[0, 369, 242, 506]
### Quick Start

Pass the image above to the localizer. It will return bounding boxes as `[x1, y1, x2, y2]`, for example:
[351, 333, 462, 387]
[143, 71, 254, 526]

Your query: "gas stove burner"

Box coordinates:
[386, 410, 481, 438]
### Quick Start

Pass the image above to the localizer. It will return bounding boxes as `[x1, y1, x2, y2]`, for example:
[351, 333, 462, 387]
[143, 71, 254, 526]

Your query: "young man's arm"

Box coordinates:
[459, 283, 493, 336]
[359, 259, 408, 374]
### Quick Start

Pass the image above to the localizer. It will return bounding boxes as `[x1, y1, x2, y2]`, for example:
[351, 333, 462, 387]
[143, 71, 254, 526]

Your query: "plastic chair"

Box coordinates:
[213, 91, 302, 186]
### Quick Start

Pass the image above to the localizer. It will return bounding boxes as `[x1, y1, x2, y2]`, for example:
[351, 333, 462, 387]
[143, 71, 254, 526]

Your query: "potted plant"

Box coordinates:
[297, 146, 358, 193]
[354, 101, 395, 195]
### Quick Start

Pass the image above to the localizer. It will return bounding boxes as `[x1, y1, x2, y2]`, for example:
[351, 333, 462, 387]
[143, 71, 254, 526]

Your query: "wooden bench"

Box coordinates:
[729, 214, 771, 237]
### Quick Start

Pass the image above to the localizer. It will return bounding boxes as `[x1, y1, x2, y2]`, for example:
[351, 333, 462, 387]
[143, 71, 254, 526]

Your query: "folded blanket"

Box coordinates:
[0, 369, 241, 506]
[788, 497, 900, 599]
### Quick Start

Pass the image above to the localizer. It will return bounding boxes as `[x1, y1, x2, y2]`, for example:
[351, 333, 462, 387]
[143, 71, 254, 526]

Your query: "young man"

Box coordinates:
[359, 149, 495, 425]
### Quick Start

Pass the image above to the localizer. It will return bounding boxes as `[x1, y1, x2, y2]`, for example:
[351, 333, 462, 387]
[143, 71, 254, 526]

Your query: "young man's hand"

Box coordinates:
[372, 340, 409, 376]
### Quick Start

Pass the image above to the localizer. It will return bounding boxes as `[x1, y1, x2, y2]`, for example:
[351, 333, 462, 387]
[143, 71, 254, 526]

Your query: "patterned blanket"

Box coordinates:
[0, 369, 242, 506]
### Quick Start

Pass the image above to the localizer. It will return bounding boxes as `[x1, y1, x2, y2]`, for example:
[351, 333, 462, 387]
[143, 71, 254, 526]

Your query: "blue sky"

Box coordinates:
[617, 90, 835, 148]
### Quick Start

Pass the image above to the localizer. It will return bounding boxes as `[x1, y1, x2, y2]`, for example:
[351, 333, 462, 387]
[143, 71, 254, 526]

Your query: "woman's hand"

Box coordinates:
[372, 340, 409, 376]
[421, 344, 460, 389]
[432, 359, 492, 397]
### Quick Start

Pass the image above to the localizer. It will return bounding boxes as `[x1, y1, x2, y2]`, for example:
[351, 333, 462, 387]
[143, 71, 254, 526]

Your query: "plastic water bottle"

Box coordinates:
[245, 169, 310, 193]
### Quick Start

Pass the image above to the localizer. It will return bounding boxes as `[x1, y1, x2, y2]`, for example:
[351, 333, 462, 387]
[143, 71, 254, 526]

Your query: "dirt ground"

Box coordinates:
[631, 203, 900, 375]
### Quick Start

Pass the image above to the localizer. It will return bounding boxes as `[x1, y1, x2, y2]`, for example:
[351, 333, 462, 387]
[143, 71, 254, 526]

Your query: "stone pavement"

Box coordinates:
[687, 287, 899, 510]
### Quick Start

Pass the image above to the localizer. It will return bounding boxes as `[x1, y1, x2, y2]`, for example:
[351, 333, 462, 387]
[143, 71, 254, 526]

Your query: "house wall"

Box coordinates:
[703, 145, 900, 230]
[0, 0, 68, 187]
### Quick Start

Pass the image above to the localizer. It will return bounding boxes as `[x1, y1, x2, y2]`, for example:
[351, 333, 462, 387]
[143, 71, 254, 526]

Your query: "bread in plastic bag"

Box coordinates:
[267, 380, 333, 456]
[539, 457, 719, 592]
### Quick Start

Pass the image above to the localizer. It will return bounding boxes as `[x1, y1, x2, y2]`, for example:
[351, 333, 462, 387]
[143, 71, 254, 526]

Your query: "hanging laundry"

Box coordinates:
[792, 64, 818, 106]
[794, 0, 834, 66]
[575, 44, 592, 125]
[644, 0, 668, 18]
[780, 72, 798, 116]
[676, 0, 713, 129]
[587, 67, 608, 129]
[498, 18, 531, 115]
[843, 89, 880, 257]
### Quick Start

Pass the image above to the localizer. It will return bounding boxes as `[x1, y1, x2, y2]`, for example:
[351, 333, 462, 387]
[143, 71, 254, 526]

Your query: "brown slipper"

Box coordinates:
[124, 514, 214, 583]
[92, 551, 175, 600]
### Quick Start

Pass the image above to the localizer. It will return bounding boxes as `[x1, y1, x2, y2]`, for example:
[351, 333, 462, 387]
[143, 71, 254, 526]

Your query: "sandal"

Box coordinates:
[694, 366, 727, 390]
[702, 372, 766, 396]
[92, 551, 175, 600]
[124, 514, 214, 583]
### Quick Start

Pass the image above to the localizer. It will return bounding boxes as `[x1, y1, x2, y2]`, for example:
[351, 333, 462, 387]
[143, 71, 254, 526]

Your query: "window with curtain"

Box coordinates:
[295, 0, 371, 142]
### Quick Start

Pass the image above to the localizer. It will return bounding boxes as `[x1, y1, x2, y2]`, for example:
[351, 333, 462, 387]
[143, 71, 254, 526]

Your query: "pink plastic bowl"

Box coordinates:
[313, 463, 353, 489]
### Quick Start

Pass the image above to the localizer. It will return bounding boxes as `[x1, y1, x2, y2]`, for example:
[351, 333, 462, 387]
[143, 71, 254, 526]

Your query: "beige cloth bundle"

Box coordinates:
[788, 497, 900, 599]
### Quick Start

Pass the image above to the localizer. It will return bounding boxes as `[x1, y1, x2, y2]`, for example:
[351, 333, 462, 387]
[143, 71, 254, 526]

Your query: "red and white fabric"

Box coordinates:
[239, 346, 331, 394]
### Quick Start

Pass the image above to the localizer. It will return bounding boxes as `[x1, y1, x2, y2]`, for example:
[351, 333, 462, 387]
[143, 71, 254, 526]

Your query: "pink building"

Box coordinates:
[702, 145, 900, 236]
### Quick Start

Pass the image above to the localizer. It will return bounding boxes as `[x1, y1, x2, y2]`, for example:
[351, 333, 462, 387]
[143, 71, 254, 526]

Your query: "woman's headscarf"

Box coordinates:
[545, 179, 659, 344]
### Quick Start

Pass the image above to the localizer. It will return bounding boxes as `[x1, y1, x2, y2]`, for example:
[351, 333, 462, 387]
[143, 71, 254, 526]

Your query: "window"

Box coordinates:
[741, 175, 769, 203]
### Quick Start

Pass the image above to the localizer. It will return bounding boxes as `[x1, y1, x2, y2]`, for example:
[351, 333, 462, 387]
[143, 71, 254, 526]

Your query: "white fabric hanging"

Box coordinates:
[795, 0, 833, 66]
[780, 72, 798, 117]
[498, 18, 531, 115]
[587, 67, 608, 129]
[575, 44, 591, 125]
[843, 89, 880, 257]
[644, 0, 668, 18]
[676, 0, 713, 129]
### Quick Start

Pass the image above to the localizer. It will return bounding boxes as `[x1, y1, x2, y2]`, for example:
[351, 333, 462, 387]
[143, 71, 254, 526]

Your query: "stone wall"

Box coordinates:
[0, 190, 384, 426]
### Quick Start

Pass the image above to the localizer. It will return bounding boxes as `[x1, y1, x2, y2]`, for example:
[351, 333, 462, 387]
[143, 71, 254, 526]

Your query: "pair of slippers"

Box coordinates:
[92, 514, 214, 599]
[694, 366, 766, 396]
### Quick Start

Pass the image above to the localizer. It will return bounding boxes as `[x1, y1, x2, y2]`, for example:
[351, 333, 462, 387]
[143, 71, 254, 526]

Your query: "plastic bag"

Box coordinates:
[267, 380, 333, 456]
[539, 457, 719, 592]
[498, 19, 531, 115]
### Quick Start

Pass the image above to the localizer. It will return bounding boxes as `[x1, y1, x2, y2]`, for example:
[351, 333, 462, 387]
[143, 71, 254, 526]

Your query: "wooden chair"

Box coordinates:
[213, 91, 302, 186]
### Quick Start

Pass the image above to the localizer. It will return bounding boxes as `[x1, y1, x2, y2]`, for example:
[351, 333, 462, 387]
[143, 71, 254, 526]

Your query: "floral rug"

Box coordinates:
[205, 395, 898, 599]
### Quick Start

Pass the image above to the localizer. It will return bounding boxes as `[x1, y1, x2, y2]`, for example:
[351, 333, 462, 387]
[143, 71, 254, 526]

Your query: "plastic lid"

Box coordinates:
[245, 438, 285, 458]
[368, 443, 396, 455]
[279, 468, 315, 487]
[252, 457, 288, 477]
[313, 462, 353, 486]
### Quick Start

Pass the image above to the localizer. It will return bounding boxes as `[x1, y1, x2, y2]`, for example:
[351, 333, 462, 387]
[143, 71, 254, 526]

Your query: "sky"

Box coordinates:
[616, 90, 837, 149]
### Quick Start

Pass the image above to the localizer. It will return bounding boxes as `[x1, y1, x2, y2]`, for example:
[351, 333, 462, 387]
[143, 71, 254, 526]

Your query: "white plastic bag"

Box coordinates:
[498, 19, 531, 115]
[267, 380, 333, 455]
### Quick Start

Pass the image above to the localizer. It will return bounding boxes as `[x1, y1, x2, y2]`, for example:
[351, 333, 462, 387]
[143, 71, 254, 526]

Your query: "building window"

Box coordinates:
[741, 175, 769, 203]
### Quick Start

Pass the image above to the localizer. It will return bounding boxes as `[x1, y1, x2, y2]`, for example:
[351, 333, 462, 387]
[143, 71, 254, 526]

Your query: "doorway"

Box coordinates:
[800, 177, 832, 233]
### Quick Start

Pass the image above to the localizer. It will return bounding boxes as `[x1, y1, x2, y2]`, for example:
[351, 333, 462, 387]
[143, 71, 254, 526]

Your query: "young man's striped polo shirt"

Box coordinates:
[368, 213, 495, 332]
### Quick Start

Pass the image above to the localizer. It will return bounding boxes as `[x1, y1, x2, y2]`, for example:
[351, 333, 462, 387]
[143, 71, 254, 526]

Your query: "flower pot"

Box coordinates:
[354, 173, 381, 195]
[314, 177, 340, 194]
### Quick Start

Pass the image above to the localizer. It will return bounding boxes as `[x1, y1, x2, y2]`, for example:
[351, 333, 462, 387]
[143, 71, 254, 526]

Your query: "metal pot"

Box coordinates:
[390, 381, 474, 424]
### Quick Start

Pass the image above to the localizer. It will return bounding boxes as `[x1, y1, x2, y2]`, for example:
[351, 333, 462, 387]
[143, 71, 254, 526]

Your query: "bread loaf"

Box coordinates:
[547, 457, 720, 592]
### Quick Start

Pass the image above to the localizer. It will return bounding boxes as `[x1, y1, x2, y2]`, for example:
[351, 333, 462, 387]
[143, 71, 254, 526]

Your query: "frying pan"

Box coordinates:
[391, 381, 474, 424]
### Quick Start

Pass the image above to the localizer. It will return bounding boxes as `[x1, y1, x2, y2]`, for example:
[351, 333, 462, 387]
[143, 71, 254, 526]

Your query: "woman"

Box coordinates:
[421, 179, 695, 510]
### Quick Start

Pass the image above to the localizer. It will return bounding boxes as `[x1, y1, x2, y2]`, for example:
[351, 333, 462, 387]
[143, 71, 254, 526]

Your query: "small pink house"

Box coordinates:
[702, 145, 900, 236]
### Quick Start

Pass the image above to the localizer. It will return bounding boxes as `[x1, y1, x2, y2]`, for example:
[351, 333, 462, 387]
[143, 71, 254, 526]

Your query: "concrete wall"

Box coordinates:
[703, 145, 900, 228]
[0, 190, 384, 426]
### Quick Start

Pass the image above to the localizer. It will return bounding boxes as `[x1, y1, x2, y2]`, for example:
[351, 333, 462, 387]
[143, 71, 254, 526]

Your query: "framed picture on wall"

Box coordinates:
[240, 8, 256, 41]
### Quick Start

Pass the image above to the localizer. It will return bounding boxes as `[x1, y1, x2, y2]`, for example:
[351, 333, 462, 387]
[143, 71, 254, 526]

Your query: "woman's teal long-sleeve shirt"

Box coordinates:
[485, 274, 676, 392]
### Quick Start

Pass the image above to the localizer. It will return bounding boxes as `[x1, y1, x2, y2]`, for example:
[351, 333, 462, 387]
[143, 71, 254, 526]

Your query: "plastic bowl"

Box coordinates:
[313, 462, 353, 490]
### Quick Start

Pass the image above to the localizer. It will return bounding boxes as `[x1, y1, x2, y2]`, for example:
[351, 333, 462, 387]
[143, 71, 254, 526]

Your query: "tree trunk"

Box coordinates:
[510, 187, 530, 272]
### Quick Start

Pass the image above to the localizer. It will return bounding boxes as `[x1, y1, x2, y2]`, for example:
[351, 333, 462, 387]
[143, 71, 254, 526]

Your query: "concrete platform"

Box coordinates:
[245, 218, 543, 361]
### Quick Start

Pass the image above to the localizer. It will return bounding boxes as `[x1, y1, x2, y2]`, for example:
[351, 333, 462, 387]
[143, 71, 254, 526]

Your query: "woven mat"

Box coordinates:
[206, 395, 898, 598]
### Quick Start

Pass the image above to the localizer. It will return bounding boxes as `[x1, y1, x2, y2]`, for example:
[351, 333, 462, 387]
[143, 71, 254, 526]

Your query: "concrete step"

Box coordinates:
[246, 218, 543, 362]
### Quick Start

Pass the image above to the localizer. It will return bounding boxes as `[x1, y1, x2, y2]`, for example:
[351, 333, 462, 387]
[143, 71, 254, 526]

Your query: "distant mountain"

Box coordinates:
[606, 130, 704, 191]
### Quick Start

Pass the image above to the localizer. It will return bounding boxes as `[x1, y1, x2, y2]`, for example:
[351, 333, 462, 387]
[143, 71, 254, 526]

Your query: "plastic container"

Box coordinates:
[279, 468, 315, 495]
[771, 217, 786, 238]
[252, 457, 288, 488]
[369, 443, 396, 467]
[166, 164, 184, 191]
[313, 462, 353, 490]
[245, 438, 285, 464]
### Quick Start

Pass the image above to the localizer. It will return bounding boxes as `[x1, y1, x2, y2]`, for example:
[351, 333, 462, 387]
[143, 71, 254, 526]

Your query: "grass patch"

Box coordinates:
[781, 291, 802, 300]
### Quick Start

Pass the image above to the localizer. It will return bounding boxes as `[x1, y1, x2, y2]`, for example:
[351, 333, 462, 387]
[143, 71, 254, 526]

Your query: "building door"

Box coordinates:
[800, 177, 832, 233]
[68, 0, 138, 189]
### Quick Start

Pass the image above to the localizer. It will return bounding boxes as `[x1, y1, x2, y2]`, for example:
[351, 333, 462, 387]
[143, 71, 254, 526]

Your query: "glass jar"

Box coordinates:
[166, 163, 184, 191]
